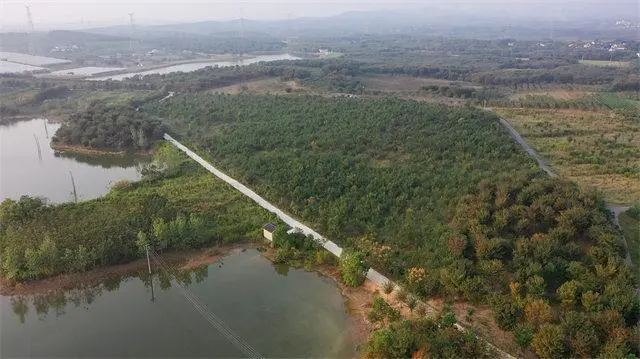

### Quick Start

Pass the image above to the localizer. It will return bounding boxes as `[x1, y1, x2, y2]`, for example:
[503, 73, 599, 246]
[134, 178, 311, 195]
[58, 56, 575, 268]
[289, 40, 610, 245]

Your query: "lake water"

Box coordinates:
[92, 54, 301, 81]
[0, 119, 146, 203]
[0, 249, 355, 358]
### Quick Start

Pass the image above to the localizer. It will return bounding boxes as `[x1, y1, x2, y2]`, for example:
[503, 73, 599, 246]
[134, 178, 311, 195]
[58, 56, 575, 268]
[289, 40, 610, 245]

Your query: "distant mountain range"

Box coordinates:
[80, 6, 637, 41]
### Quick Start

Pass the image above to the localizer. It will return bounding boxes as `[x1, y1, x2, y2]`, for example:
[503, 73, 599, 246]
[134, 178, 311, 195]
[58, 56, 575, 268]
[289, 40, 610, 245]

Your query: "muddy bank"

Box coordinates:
[50, 142, 154, 157]
[0, 242, 252, 296]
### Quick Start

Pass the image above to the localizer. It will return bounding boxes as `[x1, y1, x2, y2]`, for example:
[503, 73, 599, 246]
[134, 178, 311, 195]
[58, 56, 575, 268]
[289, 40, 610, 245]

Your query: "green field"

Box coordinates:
[579, 59, 632, 68]
[497, 107, 640, 204]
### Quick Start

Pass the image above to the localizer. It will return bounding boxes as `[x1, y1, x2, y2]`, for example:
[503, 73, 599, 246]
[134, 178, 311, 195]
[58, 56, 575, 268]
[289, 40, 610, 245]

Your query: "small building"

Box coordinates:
[263, 223, 277, 242]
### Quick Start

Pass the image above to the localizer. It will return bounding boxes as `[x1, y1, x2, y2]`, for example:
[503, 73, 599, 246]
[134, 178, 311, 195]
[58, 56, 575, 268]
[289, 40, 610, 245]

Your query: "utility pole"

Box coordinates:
[33, 134, 42, 162]
[69, 171, 78, 203]
[128, 13, 135, 55]
[146, 245, 156, 302]
[146, 245, 152, 275]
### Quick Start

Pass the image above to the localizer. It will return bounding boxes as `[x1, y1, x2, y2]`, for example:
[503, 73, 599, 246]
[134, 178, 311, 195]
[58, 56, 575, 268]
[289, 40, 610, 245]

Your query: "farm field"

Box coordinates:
[0, 61, 45, 74]
[0, 51, 71, 66]
[360, 74, 479, 92]
[47, 66, 126, 77]
[579, 59, 632, 67]
[497, 107, 640, 204]
[209, 78, 306, 94]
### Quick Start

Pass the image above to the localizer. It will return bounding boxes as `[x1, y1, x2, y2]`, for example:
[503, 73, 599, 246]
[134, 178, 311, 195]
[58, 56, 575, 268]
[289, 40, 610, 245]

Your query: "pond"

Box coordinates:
[0, 249, 356, 358]
[0, 118, 147, 203]
[92, 54, 300, 81]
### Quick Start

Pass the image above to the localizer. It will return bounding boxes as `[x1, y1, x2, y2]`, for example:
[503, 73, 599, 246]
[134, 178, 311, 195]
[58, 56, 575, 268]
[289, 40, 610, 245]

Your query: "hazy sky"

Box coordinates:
[1, 0, 416, 29]
[1, 0, 636, 30]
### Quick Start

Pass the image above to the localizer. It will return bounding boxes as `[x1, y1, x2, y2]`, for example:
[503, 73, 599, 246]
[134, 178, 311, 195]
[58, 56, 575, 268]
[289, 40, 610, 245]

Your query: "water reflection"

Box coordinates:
[1, 250, 353, 358]
[7, 254, 296, 324]
[1, 119, 147, 203]
[53, 150, 147, 169]
[8, 264, 212, 323]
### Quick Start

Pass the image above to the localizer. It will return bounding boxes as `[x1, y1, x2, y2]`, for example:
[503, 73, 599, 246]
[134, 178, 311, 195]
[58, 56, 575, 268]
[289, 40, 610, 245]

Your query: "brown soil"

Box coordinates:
[0, 242, 252, 296]
[210, 78, 306, 95]
[50, 142, 153, 157]
[362, 74, 480, 92]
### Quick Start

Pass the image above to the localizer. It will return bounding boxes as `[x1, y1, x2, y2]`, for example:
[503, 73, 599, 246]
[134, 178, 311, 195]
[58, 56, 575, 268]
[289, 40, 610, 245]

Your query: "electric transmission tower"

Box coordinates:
[25, 5, 35, 54]
[128, 13, 135, 55]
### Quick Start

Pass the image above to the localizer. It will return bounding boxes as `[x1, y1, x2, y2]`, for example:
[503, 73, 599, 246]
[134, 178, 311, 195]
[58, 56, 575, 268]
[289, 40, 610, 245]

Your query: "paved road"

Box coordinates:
[159, 91, 175, 103]
[165, 133, 516, 359]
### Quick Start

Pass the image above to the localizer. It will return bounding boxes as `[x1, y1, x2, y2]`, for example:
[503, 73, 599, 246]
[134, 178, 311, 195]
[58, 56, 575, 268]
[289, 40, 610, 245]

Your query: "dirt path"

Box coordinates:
[498, 117, 556, 178]
[608, 204, 632, 267]
[497, 112, 636, 273]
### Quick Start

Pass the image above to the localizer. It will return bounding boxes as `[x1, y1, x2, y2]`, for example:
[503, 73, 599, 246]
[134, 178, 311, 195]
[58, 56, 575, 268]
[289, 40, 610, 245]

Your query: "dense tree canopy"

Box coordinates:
[436, 177, 639, 358]
[150, 94, 537, 276]
[52, 103, 166, 150]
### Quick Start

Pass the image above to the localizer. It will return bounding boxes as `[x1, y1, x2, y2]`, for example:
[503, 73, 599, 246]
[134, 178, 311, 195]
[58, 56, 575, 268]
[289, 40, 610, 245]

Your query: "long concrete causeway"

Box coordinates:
[164, 133, 514, 359]
[164, 134, 391, 282]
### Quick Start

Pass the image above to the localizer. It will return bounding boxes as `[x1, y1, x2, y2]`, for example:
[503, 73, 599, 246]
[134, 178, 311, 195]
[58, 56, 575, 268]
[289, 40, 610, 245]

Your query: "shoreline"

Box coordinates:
[0, 242, 251, 296]
[0, 241, 374, 354]
[50, 142, 154, 157]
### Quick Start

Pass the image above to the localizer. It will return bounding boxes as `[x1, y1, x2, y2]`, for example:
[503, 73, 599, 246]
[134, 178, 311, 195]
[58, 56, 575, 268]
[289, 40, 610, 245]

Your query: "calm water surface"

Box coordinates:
[93, 54, 300, 81]
[0, 119, 147, 203]
[0, 250, 355, 358]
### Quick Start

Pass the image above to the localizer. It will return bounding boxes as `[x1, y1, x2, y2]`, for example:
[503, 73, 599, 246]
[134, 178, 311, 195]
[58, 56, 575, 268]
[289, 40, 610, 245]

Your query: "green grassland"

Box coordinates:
[497, 107, 640, 204]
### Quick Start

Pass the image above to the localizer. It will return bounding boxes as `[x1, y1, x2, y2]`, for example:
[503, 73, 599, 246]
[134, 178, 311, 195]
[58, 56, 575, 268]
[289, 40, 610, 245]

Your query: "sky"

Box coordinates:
[0, 0, 637, 31]
[2, 0, 413, 29]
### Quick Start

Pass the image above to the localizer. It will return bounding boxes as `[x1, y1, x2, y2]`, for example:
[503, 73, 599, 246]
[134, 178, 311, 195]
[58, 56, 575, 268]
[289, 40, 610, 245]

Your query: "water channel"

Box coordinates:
[92, 54, 300, 81]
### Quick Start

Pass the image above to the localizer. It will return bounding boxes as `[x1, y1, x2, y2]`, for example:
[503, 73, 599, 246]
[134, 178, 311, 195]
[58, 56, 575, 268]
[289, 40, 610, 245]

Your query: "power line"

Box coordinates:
[148, 249, 262, 359]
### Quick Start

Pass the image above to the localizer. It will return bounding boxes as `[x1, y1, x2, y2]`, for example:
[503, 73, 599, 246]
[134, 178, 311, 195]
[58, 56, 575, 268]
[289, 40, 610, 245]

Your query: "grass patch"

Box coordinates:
[496, 108, 640, 204]
[209, 78, 306, 95]
[579, 59, 631, 68]
[360, 74, 478, 92]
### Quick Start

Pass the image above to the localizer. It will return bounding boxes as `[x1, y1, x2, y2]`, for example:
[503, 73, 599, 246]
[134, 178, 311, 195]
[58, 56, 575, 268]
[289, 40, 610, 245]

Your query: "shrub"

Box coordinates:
[383, 280, 395, 294]
[396, 288, 408, 303]
[339, 250, 368, 287]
